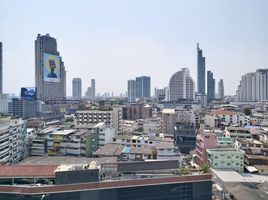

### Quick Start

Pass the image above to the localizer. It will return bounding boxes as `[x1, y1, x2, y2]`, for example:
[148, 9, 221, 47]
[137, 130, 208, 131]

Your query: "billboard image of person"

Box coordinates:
[21, 87, 37, 100]
[43, 53, 60, 82]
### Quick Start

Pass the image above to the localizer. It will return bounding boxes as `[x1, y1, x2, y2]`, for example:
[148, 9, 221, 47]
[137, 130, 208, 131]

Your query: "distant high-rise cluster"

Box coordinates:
[35, 34, 66, 101]
[207, 70, 215, 102]
[235, 69, 268, 102]
[72, 78, 82, 100]
[197, 43, 206, 95]
[127, 76, 151, 102]
[167, 68, 195, 101]
[85, 79, 96, 100]
[0, 42, 2, 94]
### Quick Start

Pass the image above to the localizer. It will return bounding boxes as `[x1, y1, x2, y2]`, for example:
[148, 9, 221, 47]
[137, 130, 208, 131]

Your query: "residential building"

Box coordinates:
[122, 103, 153, 120]
[35, 34, 66, 101]
[143, 117, 162, 137]
[167, 68, 195, 101]
[207, 147, 245, 172]
[72, 78, 82, 100]
[91, 79, 95, 99]
[155, 142, 181, 160]
[0, 118, 26, 164]
[154, 87, 166, 102]
[218, 79, 224, 101]
[207, 70, 215, 102]
[235, 69, 268, 102]
[127, 79, 136, 102]
[95, 122, 116, 147]
[197, 43, 206, 95]
[162, 109, 177, 135]
[135, 76, 151, 98]
[0, 93, 8, 114]
[195, 130, 217, 165]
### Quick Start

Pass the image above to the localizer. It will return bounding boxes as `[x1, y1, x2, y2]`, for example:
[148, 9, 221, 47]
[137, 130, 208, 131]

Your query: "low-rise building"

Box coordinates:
[207, 147, 245, 172]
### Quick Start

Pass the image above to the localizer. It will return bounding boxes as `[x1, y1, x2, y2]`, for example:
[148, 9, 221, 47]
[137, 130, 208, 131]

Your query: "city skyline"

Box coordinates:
[1, 0, 268, 96]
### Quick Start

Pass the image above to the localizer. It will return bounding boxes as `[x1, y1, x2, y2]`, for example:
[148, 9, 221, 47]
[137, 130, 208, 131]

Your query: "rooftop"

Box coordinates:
[49, 129, 76, 136]
[211, 168, 268, 183]
[162, 109, 175, 114]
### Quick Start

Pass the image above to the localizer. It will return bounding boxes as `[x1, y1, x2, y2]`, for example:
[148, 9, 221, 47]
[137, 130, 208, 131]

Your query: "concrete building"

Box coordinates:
[235, 69, 268, 102]
[35, 34, 66, 101]
[135, 76, 151, 98]
[197, 43, 206, 95]
[154, 87, 166, 102]
[207, 147, 245, 172]
[122, 103, 153, 120]
[12, 98, 39, 118]
[207, 70, 215, 102]
[167, 68, 195, 101]
[72, 78, 82, 100]
[195, 130, 218, 165]
[218, 79, 224, 101]
[95, 122, 116, 147]
[0, 117, 26, 164]
[76, 107, 122, 133]
[0, 93, 8, 114]
[0, 42, 2, 94]
[127, 79, 136, 103]
[162, 109, 177, 135]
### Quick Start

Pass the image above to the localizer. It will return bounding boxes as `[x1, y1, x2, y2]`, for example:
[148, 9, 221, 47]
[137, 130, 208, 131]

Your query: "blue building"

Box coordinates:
[207, 70, 215, 102]
[135, 76, 151, 98]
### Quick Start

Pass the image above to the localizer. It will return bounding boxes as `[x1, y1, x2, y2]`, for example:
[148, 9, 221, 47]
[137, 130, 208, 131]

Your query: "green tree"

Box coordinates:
[200, 163, 210, 173]
[244, 107, 252, 116]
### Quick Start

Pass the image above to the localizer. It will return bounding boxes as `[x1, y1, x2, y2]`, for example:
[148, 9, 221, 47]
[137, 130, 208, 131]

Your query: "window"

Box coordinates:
[215, 163, 218, 166]
[227, 163, 231, 166]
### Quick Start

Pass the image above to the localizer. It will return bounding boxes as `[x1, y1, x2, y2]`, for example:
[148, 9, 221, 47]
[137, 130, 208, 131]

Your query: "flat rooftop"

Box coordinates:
[18, 156, 117, 165]
[49, 129, 76, 136]
[211, 168, 268, 183]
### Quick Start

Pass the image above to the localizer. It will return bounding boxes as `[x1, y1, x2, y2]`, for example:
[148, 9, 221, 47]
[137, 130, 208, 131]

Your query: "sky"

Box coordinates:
[1, 0, 268, 97]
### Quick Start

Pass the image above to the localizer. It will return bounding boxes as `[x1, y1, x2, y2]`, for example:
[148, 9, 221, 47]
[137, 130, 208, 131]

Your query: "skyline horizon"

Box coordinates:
[1, 1, 267, 97]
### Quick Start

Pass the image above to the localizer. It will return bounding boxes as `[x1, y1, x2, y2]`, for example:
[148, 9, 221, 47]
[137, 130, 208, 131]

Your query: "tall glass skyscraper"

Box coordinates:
[197, 43, 206, 95]
[127, 79, 136, 102]
[135, 76, 151, 98]
[35, 34, 66, 101]
[207, 70, 215, 102]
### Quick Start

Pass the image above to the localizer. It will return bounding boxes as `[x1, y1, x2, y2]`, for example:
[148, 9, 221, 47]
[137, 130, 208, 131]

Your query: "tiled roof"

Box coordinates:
[0, 165, 59, 178]
[211, 109, 235, 116]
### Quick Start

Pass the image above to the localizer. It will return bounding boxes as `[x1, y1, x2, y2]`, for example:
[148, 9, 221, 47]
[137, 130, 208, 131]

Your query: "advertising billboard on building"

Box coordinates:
[43, 53, 60, 82]
[21, 87, 37, 100]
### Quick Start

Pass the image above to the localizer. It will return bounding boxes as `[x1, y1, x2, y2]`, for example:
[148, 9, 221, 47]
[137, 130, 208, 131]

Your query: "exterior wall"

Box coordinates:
[207, 148, 245, 172]
[72, 78, 82, 100]
[162, 112, 177, 135]
[0, 118, 27, 164]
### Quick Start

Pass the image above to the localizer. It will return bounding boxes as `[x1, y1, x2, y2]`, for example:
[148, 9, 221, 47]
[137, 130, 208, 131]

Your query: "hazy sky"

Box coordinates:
[1, 0, 268, 96]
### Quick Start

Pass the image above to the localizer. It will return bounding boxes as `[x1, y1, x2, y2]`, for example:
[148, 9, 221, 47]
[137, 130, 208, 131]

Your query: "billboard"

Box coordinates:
[21, 87, 37, 100]
[43, 53, 60, 82]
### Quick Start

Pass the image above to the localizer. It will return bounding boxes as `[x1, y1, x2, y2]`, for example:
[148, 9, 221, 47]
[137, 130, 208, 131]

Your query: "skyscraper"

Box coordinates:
[135, 76, 151, 98]
[235, 69, 268, 102]
[91, 79, 95, 99]
[167, 68, 195, 101]
[35, 34, 66, 101]
[72, 78, 82, 100]
[207, 70, 215, 102]
[218, 79, 224, 101]
[197, 43, 206, 95]
[0, 42, 2, 94]
[127, 79, 136, 102]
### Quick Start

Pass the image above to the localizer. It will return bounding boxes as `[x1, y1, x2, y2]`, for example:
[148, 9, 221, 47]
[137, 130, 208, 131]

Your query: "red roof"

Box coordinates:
[0, 165, 58, 178]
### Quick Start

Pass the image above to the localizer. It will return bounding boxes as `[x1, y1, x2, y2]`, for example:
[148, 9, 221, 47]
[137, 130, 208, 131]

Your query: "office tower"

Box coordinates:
[72, 78, 82, 100]
[207, 70, 215, 102]
[127, 79, 136, 102]
[167, 68, 195, 101]
[0, 42, 2, 94]
[218, 79, 224, 101]
[35, 34, 66, 101]
[91, 79, 95, 99]
[197, 43, 206, 95]
[235, 69, 268, 102]
[135, 76, 151, 98]
[0, 94, 8, 114]
[85, 87, 92, 99]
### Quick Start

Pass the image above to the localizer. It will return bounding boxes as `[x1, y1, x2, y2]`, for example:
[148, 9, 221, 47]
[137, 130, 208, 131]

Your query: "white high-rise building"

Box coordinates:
[0, 117, 27, 164]
[72, 78, 82, 100]
[235, 69, 268, 102]
[167, 68, 195, 101]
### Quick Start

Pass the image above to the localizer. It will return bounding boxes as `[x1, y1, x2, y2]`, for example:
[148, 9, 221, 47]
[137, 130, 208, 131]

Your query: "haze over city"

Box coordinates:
[1, 0, 268, 96]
